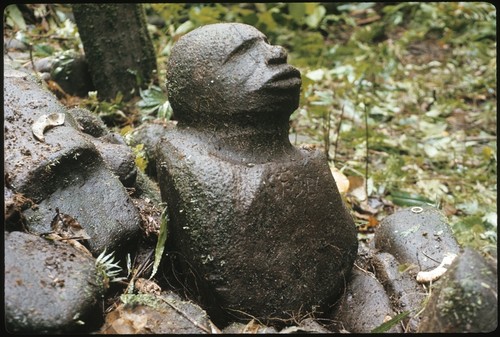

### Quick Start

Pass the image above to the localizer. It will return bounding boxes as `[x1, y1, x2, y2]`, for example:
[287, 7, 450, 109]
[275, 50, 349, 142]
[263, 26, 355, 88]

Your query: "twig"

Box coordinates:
[425, 89, 437, 111]
[137, 250, 155, 278]
[464, 135, 497, 142]
[333, 104, 345, 163]
[420, 251, 441, 264]
[125, 248, 154, 294]
[28, 43, 41, 82]
[324, 107, 332, 160]
[353, 262, 373, 276]
[226, 308, 265, 326]
[364, 104, 369, 198]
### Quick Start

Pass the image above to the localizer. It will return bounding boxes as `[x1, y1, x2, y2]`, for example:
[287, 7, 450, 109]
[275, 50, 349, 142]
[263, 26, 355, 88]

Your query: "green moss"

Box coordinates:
[120, 293, 165, 310]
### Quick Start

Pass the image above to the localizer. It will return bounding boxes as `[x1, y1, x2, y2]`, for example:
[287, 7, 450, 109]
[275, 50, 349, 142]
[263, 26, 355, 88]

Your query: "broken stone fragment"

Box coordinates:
[4, 61, 141, 255]
[371, 251, 427, 332]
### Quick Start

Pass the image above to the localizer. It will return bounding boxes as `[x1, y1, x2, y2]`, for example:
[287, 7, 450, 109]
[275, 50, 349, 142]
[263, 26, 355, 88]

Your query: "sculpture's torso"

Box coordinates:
[157, 128, 358, 321]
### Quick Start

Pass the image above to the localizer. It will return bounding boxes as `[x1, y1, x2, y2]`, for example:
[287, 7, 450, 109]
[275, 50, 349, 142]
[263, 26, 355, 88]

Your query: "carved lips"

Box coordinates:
[264, 66, 301, 90]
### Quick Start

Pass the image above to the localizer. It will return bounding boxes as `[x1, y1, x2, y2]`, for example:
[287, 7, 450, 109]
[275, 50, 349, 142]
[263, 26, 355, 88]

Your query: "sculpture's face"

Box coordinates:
[167, 23, 302, 125]
[216, 24, 301, 114]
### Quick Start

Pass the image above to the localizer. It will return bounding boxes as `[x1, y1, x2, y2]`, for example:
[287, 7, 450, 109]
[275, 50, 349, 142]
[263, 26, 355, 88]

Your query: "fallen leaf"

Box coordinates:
[387, 190, 434, 207]
[32, 112, 65, 142]
[51, 207, 90, 240]
[331, 166, 350, 193]
[347, 175, 367, 201]
[135, 278, 162, 295]
[44, 233, 92, 257]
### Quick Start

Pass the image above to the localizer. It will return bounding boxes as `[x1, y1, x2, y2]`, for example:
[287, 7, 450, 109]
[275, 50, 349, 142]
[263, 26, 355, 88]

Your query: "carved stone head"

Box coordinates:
[167, 23, 302, 127]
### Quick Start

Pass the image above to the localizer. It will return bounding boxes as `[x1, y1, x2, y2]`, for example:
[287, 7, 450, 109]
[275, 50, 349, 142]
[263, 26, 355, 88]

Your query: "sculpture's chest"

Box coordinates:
[164, 146, 338, 221]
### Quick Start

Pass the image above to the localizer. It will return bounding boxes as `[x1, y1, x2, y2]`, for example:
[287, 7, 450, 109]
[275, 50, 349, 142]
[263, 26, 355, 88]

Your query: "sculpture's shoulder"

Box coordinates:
[156, 127, 330, 176]
[295, 145, 331, 169]
[157, 127, 211, 163]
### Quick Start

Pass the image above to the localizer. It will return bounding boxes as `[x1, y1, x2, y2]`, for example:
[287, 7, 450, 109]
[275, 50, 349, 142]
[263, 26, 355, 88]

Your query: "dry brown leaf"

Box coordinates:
[135, 278, 162, 295]
[356, 199, 380, 215]
[51, 207, 91, 240]
[45, 233, 92, 257]
[347, 175, 367, 201]
[243, 319, 264, 333]
[100, 305, 148, 334]
[331, 166, 350, 194]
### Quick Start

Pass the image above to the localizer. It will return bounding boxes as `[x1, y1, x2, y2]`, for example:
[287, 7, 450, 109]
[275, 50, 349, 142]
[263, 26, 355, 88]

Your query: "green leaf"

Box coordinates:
[150, 206, 168, 280]
[33, 44, 55, 57]
[137, 86, 170, 118]
[288, 3, 306, 23]
[175, 20, 195, 36]
[388, 190, 434, 207]
[5, 5, 26, 30]
[371, 311, 411, 333]
[257, 11, 278, 31]
[188, 5, 224, 25]
[305, 4, 326, 29]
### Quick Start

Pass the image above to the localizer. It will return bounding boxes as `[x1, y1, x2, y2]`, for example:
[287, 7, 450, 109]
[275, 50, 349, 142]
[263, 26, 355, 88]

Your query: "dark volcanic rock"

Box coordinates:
[68, 107, 109, 138]
[374, 206, 460, 271]
[21, 163, 140, 254]
[332, 268, 402, 333]
[4, 62, 141, 255]
[4, 231, 104, 333]
[371, 252, 427, 332]
[68, 107, 138, 187]
[129, 121, 172, 179]
[87, 137, 137, 187]
[418, 248, 498, 333]
[157, 23, 357, 324]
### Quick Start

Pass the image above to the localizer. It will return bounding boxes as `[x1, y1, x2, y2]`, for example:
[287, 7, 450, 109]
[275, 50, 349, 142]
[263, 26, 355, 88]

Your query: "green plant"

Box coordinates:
[137, 85, 172, 121]
[81, 90, 130, 126]
[95, 248, 125, 288]
[150, 205, 168, 279]
[371, 310, 411, 333]
[4, 5, 27, 30]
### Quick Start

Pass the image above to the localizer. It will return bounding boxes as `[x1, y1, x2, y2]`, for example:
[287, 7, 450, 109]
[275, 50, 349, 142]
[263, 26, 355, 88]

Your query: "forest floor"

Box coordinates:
[3, 3, 496, 333]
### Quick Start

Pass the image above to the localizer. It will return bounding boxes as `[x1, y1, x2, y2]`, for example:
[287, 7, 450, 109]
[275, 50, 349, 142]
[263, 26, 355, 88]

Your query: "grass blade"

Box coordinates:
[150, 205, 168, 279]
[371, 311, 410, 333]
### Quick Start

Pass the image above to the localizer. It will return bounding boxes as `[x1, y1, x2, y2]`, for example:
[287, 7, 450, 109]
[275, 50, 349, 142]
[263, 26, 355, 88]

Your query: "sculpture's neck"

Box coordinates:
[179, 116, 298, 164]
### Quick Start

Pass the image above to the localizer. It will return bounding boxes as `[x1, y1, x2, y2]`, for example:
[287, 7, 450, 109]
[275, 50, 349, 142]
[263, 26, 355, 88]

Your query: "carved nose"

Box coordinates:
[266, 45, 287, 65]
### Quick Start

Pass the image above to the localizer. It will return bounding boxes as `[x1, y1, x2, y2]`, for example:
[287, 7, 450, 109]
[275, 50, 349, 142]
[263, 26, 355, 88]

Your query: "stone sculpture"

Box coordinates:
[156, 23, 358, 325]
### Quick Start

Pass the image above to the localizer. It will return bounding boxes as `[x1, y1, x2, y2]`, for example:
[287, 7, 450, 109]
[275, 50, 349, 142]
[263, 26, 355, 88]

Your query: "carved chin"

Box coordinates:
[253, 82, 301, 97]
[237, 93, 299, 115]
[262, 87, 301, 109]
